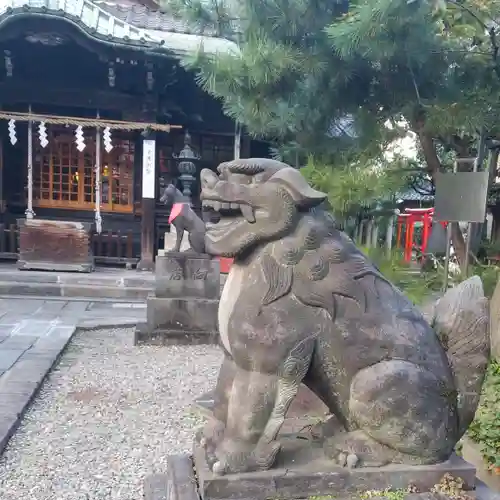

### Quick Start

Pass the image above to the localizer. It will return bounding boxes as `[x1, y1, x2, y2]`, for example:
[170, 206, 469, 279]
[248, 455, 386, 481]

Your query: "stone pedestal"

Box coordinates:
[135, 252, 220, 345]
[145, 447, 489, 500]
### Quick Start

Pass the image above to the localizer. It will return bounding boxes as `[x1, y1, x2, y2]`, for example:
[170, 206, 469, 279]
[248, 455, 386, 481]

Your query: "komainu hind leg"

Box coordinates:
[324, 359, 457, 468]
[324, 430, 398, 468]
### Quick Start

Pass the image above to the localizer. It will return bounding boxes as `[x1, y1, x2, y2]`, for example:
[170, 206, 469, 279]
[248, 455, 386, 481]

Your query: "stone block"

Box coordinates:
[155, 253, 220, 300]
[135, 325, 218, 346]
[144, 455, 199, 500]
[4, 358, 53, 383]
[193, 440, 477, 500]
[490, 278, 500, 359]
[0, 335, 38, 350]
[146, 297, 218, 334]
[0, 282, 63, 297]
[14, 321, 53, 337]
[0, 413, 19, 454]
[0, 349, 25, 371]
[0, 325, 15, 337]
[476, 480, 500, 500]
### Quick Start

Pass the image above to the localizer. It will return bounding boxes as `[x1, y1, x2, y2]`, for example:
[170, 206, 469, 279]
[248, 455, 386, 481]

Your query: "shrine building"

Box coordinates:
[0, 0, 267, 271]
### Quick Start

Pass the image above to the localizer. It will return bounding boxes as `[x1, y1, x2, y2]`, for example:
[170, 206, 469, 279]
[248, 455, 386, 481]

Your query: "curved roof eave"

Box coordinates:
[0, 0, 239, 57]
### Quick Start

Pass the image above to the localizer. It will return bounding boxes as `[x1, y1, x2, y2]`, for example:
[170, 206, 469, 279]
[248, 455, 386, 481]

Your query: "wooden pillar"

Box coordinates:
[94, 116, 102, 234]
[25, 106, 34, 219]
[137, 132, 156, 271]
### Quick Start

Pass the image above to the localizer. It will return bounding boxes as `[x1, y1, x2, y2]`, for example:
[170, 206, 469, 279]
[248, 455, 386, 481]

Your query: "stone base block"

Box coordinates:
[147, 450, 489, 500]
[194, 438, 477, 500]
[146, 297, 218, 333]
[155, 252, 220, 299]
[134, 322, 218, 345]
[145, 455, 198, 500]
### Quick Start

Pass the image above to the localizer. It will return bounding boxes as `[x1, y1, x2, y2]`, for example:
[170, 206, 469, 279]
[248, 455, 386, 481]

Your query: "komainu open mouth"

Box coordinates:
[202, 199, 255, 224]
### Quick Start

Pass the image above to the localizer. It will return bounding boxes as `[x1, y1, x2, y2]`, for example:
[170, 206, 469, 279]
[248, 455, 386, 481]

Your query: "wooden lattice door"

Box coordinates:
[33, 130, 134, 213]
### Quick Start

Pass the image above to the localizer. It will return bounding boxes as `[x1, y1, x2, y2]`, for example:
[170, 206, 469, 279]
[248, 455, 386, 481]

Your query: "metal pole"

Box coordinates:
[443, 223, 452, 291]
[25, 105, 34, 219]
[443, 160, 459, 291]
[463, 132, 487, 276]
[95, 111, 102, 234]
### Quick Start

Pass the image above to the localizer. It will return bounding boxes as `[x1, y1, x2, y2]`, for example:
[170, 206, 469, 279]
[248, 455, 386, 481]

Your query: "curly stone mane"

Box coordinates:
[259, 209, 408, 321]
[217, 158, 290, 176]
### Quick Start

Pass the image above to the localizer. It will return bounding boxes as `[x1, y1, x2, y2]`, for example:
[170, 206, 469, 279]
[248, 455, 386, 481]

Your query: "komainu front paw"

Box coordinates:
[211, 439, 281, 475]
[196, 419, 225, 469]
[324, 430, 395, 468]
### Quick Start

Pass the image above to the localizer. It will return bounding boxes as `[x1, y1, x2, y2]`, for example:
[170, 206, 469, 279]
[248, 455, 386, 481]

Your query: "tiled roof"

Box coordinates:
[399, 189, 434, 202]
[94, 1, 200, 34]
[396, 177, 434, 202]
[0, 0, 237, 56]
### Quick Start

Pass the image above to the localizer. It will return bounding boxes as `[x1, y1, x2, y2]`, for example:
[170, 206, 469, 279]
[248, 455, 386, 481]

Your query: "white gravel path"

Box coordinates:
[0, 327, 222, 500]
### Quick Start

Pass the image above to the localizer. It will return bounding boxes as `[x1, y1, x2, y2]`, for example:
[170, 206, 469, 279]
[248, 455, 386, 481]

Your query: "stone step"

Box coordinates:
[0, 269, 155, 287]
[0, 281, 153, 302]
[0, 266, 227, 301]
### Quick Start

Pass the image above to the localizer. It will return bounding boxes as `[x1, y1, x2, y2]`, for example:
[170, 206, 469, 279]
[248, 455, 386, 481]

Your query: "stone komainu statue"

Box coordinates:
[198, 158, 490, 476]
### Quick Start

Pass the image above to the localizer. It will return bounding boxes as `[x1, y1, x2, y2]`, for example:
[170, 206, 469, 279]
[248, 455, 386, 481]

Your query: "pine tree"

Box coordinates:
[165, 0, 500, 260]
[165, 0, 413, 162]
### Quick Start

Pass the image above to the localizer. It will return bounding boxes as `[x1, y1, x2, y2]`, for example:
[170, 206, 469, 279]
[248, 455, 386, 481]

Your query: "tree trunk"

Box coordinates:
[416, 129, 467, 265]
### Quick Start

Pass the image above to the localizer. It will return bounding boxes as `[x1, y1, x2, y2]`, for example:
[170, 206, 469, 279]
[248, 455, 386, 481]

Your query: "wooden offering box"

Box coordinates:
[17, 218, 94, 272]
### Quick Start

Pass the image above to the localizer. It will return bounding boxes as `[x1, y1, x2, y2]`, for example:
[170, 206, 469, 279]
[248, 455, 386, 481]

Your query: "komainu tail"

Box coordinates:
[422, 276, 490, 438]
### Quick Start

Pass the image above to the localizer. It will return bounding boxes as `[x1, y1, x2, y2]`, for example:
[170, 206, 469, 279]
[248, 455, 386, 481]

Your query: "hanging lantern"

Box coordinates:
[75, 125, 85, 152]
[38, 121, 48, 148]
[8, 119, 17, 145]
[103, 127, 113, 153]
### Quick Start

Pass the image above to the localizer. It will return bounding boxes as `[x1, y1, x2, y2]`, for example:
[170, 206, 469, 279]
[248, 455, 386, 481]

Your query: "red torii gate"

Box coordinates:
[396, 207, 447, 262]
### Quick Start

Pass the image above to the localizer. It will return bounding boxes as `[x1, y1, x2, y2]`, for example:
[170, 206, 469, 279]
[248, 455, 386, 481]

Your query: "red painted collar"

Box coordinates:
[168, 202, 187, 224]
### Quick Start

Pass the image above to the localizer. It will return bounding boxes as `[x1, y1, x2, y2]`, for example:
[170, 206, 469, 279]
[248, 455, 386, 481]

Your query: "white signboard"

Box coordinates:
[142, 139, 156, 199]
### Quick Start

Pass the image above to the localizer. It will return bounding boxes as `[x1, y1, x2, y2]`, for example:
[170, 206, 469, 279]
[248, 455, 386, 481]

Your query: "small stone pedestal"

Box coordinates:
[134, 252, 220, 345]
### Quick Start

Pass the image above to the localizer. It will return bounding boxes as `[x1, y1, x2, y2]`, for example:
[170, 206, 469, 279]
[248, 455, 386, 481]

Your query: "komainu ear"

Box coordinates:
[267, 168, 326, 209]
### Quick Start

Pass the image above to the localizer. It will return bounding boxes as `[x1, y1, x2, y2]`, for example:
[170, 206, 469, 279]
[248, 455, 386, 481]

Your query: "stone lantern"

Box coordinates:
[174, 131, 200, 204]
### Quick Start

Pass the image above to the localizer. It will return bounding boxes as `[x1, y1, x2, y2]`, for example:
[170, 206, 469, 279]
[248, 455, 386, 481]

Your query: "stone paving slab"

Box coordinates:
[0, 297, 146, 456]
[0, 323, 77, 454]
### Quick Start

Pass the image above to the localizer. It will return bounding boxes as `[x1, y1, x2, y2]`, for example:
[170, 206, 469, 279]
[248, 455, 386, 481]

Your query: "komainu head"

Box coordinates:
[200, 158, 326, 257]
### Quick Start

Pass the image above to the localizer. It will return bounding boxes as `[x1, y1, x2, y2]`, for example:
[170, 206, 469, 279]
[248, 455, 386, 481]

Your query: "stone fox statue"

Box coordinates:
[160, 183, 205, 253]
[197, 158, 489, 476]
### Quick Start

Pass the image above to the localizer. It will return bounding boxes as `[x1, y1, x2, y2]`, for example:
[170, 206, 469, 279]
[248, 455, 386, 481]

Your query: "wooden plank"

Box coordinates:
[17, 219, 94, 272]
